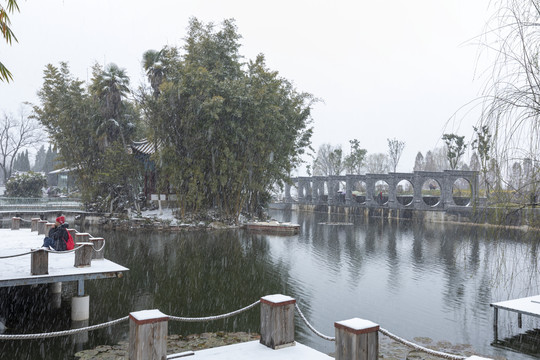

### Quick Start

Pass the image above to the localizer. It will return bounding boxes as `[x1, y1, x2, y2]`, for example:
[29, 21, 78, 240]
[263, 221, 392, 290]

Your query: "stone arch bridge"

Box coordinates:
[282, 170, 479, 211]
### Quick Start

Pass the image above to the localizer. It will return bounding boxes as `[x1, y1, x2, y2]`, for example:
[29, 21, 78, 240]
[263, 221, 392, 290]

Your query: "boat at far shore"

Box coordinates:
[244, 221, 300, 235]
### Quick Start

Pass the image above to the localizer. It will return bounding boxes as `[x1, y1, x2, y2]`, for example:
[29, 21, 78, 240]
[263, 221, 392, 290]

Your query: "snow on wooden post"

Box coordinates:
[11, 217, 21, 230]
[75, 232, 90, 243]
[31, 218, 40, 232]
[37, 220, 47, 235]
[31, 248, 48, 275]
[260, 294, 296, 349]
[74, 243, 93, 267]
[89, 237, 104, 259]
[75, 234, 92, 267]
[45, 222, 55, 234]
[129, 309, 169, 360]
[334, 318, 379, 360]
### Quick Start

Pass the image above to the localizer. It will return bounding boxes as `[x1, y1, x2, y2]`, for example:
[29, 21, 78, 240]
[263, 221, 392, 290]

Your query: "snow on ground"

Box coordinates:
[139, 208, 178, 225]
[141, 209, 176, 225]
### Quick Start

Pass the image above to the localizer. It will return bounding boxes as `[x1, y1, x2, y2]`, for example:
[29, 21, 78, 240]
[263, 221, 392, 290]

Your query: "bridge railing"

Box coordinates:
[0, 197, 83, 211]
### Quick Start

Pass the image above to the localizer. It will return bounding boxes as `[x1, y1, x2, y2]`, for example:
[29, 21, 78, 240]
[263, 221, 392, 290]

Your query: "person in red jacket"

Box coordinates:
[42, 216, 69, 251]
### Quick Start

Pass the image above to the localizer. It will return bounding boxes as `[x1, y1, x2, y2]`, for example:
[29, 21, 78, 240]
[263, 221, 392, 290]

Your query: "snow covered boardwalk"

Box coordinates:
[188, 340, 332, 359]
[0, 227, 128, 321]
[0, 228, 128, 287]
[490, 295, 540, 340]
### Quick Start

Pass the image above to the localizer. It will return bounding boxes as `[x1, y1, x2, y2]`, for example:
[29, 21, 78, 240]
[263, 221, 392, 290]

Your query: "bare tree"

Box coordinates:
[0, 106, 43, 183]
[387, 138, 405, 172]
[424, 147, 449, 171]
[312, 143, 344, 176]
[365, 153, 389, 174]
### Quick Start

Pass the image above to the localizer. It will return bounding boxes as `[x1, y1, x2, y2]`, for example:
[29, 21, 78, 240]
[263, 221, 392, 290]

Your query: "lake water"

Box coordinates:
[1, 209, 539, 359]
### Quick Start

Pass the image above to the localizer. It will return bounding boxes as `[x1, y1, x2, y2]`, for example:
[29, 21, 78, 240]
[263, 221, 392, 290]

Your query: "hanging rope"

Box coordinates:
[0, 316, 129, 340]
[378, 327, 466, 360]
[294, 303, 335, 341]
[92, 239, 106, 253]
[0, 250, 34, 259]
[169, 300, 260, 322]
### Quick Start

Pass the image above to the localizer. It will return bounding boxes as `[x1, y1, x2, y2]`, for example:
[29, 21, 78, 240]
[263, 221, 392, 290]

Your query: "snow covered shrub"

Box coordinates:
[5, 172, 47, 197]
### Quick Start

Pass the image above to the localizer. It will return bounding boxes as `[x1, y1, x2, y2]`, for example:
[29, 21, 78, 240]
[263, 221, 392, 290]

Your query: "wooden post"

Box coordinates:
[75, 232, 90, 243]
[11, 217, 21, 230]
[493, 307, 498, 342]
[129, 309, 168, 360]
[74, 243, 93, 267]
[89, 237, 105, 259]
[31, 218, 40, 232]
[45, 222, 55, 234]
[260, 294, 296, 349]
[67, 228, 77, 239]
[31, 248, 48, 275]
[335, 318, 379, 360]
[37, 220, 47, 235]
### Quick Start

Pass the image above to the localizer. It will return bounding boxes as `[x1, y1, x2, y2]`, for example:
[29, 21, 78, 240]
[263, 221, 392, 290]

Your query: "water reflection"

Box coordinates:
[0, 210, 539, 359]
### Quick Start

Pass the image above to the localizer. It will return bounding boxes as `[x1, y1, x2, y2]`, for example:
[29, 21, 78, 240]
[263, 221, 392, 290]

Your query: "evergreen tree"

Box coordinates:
[414, 151, 424, 171]
[42, 145, 57, 174]
[33, 145, 46, 172]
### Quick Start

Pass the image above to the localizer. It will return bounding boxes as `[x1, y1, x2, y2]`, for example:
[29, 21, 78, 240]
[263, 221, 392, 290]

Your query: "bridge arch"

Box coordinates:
[286, 170, 478, 211]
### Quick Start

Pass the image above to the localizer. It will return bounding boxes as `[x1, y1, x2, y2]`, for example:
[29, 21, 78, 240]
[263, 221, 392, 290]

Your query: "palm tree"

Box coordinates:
[0, 0, 19, 82]
[90, 63, 131, 148]
[142, 49, 165, 96]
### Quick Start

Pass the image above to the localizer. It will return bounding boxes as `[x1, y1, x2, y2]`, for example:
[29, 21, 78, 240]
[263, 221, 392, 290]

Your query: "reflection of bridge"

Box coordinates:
[283, 170, 479, 211]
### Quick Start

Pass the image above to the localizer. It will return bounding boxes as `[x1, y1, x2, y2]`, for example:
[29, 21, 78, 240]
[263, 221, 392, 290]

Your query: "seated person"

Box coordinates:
[42, 216, 69, 251]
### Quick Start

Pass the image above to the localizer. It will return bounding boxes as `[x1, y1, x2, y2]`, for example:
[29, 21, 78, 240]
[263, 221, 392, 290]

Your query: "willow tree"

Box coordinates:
[143, 18, 314, 221]
[480, 0, 540, 199]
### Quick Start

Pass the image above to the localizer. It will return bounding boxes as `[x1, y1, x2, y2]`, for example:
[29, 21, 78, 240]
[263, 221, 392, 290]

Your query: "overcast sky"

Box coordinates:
[0, 0, 493, 173]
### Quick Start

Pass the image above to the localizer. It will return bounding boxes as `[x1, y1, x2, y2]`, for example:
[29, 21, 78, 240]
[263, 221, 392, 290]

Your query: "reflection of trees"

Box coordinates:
[386, 225, 400, 292]
[84, 227, 296, 339]
[411, 224, 424, 268]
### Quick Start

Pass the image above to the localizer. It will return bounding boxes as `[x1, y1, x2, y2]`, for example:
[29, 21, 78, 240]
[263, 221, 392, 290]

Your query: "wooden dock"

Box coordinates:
[0, 227, 128, 321]
[490, 295, 540, 341]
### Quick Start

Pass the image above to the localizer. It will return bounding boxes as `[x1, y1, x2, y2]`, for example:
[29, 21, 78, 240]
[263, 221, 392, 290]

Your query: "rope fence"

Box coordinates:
[378, 327, 466, 360]
[0, 298, 477, 359]
[0, 243, 99, 259]
[169, 300, 261, 322]
[0, 316, 129, 340]
[294, 303, 467, 360]
[295, 303, 335, 341]
[0, 225, 106, 259]
[0, 300, 262, 340]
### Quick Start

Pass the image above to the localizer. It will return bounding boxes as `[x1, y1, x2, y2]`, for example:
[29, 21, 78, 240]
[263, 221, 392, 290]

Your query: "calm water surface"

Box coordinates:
[1, 209, 539, 359]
